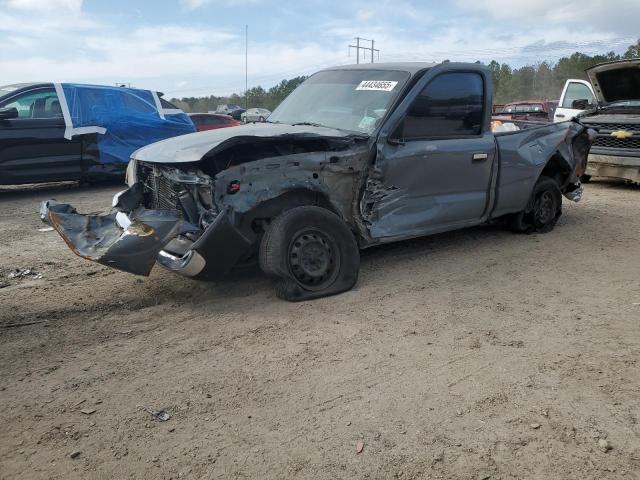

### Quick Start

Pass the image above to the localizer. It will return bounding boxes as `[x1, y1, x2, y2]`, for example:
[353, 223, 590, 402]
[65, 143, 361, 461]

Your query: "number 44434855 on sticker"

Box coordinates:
[355, 80, 398, 91]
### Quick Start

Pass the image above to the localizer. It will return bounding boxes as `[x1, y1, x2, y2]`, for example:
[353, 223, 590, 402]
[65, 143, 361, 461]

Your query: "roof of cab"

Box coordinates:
[323, 62, 438, 75]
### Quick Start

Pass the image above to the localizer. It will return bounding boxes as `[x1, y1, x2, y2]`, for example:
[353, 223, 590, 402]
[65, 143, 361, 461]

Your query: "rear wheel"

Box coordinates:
[259, 206, 359, 301]
[510, 176, 562, 233]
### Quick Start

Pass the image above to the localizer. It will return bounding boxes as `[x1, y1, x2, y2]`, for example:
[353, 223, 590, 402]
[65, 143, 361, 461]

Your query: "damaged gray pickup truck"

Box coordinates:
[42, 62, 593, 301]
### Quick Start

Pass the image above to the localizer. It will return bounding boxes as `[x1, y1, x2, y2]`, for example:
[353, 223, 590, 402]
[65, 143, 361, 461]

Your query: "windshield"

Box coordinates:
[0, 85, 19, 100]
[268, 69, 411, 134]
[605, 100, 640, 108]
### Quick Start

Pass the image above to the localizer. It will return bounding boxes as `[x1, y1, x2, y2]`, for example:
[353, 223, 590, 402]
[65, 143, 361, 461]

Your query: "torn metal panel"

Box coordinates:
[212, 143, 371, 226]
[42, 199, 181, 276]
[490, 121, 594, 218]
[361, 131, 498, 241]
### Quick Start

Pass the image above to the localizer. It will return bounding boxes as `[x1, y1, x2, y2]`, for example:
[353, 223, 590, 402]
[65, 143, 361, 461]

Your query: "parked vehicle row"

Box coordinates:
[214, 104, 245, 121]
[0, 83, 194, 185]
[241, 108, 271, 123]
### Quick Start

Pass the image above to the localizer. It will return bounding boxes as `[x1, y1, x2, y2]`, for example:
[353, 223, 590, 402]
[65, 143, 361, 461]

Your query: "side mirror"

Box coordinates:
[0, 106, 18, 120]
[571, 99, 590, 110]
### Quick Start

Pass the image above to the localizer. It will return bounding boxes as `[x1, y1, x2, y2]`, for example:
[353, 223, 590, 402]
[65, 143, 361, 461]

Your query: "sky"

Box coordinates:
[0, 0, 638, 98]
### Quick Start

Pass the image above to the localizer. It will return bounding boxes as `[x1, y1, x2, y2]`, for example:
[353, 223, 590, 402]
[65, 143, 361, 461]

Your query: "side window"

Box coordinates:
[401, 73, 484, 139]
[160, 97, 178, 109]
[0, 88, 62, 119]
[562, 82, 595, 108]
[121, 91, 157, 115]
[207, 116, 222, 125]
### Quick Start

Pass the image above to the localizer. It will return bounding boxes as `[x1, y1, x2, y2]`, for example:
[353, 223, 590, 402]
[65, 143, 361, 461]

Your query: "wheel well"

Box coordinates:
[540, 153, 572, 189]
[242, 189, 338, 235]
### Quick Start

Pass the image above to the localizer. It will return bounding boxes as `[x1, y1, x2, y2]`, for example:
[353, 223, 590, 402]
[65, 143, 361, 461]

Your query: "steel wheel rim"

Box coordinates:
[534, 190, 556, 225]
[288, 229, 340, 291]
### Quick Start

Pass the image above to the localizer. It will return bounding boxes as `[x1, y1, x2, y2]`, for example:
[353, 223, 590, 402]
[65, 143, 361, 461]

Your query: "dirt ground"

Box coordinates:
[0, 180, 639, 480]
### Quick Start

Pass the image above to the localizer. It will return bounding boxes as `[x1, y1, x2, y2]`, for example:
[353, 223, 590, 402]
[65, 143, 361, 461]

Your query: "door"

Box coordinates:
[366, 71, 497, 240]
[0, 87, 82, 185]
[554, 80, 596, 122]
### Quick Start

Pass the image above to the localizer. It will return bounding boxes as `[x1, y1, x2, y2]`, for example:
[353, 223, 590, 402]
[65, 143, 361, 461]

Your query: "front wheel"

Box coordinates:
[259, 206, 360, 301]
[510, 176, 562, 234]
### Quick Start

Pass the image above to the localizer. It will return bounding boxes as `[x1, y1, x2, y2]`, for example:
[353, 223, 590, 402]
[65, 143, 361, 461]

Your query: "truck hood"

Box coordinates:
[586, 59, 640, 104]
[131, 122, 354, 164]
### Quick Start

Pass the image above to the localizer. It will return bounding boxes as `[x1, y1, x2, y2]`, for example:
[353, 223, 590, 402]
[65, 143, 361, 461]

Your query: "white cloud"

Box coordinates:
[5, 0, 83, 12]
[180, 0, 259, 9]
[453, 0, 640, 36]
[0, 2, 349, 97]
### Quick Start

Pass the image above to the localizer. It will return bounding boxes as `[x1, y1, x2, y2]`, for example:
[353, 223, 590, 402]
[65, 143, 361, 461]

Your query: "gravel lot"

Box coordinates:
[1, 180, 639, 479]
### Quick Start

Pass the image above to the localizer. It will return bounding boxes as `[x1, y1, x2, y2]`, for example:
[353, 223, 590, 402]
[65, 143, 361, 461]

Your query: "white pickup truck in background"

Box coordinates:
[554, 60, 640, 184]
[554, 79, 596, 123]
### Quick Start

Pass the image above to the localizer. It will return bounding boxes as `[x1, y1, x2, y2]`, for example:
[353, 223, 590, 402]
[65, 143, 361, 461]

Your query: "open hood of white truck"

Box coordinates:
[586, 59, 640, 104]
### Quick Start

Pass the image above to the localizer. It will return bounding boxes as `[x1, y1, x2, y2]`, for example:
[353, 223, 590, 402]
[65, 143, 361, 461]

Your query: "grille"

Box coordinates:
[137, 163, 182, 212]
[583, 122, 640, 151]
[584, 122, 640, 132]
[593, 136, 640, 150]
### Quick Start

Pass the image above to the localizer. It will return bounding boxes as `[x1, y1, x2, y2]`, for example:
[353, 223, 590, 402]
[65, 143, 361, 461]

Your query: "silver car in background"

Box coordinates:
[241, 108, 271, 123]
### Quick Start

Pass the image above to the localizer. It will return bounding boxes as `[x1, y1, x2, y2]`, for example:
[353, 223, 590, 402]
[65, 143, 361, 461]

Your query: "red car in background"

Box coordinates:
[498, 100, 558, 122]
[491, 100, 558, 130]
[189, 113, 241, 132]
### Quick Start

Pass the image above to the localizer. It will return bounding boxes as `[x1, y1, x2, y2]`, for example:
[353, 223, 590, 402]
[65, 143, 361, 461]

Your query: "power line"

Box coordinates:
[349, 37, 379, 64]
[245, 24, 248, 109]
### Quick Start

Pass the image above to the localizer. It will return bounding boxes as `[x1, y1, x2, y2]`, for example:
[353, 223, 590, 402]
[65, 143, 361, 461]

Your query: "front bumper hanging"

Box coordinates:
[41, 197, 183, 276]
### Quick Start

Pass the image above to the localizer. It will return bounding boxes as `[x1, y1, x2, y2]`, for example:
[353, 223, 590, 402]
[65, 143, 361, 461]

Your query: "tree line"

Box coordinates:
[490, 39, 639, 103]
[169, 76, 307, 113]
[170, 40, 639, 112]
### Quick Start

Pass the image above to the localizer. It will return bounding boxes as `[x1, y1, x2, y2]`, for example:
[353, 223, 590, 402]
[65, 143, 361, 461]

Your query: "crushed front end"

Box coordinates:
[41, 161, 252, 278]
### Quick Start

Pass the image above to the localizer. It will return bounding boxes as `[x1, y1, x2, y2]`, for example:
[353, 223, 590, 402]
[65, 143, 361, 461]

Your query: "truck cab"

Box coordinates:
[554, 79, 596, 123]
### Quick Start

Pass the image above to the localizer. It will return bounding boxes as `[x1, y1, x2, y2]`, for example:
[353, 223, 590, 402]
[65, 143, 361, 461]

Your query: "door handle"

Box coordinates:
[556, 114, 566, 118]
[472, 153, 488, 162]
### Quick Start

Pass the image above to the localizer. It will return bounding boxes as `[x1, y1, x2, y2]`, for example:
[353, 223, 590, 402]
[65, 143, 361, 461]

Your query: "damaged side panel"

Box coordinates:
[360, 121, 592, 243]
[491, 121, 593, 218]
[213, 147, 370, 224]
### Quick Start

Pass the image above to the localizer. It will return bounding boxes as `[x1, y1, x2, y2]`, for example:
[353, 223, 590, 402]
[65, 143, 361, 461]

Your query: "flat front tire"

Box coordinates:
[259, 206, 360, 301]
[510, 176, 562, 234]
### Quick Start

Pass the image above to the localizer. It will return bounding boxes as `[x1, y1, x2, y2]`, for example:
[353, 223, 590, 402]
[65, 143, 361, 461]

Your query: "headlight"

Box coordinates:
[125, 159, 138, 186]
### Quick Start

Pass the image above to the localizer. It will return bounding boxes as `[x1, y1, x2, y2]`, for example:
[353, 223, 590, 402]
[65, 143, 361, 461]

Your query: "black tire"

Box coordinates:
[258, 116, 265, 122]
[510, 176, 562, 234]
[580, 174, 592, 183]
[259, 206, 359, 301]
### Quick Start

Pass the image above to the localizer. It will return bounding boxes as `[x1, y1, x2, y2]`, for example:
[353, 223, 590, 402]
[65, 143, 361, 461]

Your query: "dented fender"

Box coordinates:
[212, 143, 371, 231]
[491, 121, 595, 218]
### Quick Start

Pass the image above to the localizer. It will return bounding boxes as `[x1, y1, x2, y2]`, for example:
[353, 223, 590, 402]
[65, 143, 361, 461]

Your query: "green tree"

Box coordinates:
[623, 39, 640, 59]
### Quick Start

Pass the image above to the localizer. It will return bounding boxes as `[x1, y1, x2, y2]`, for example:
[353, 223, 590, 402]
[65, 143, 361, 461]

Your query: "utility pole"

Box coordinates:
[349, 37, 379, 64]
[245, 24, 248, 109]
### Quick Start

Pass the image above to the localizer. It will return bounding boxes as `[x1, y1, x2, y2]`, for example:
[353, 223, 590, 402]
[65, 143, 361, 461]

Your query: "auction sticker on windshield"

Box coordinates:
[356, 81, 398, 91]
